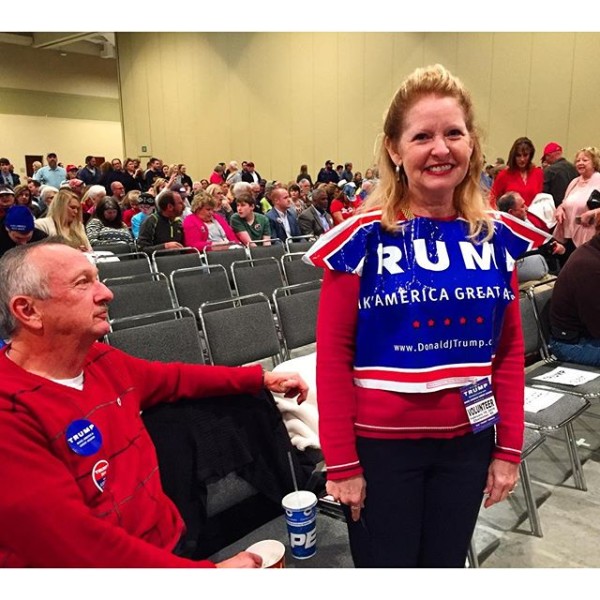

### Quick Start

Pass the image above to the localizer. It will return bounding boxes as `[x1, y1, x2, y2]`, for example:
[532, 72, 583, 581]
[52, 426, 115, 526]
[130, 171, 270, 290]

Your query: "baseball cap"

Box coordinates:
[0, 185, 15, 196]
[543, 142, 562, 156]
[138, 193, 155, 206]
[4, 205, 34, 232]
[66, 164, 78, 172]
[326, 160, 334, 166]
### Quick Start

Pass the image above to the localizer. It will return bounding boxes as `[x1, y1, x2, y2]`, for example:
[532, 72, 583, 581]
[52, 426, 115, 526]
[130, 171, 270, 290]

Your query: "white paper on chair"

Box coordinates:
[531, 366, 599, 386]
[524, 387, 564, 413]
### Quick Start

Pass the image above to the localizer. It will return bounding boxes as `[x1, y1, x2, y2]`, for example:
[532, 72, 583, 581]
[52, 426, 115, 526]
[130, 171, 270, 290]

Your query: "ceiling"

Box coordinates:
[0, 32, 116, 58]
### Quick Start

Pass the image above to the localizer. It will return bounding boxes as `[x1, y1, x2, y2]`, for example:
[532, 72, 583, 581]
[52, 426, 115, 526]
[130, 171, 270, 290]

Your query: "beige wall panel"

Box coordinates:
[528, 33, 575, 158]
[487, 33, 534, 162]
[0, 114, 122, 176]
[423, 32, 458, 73]
[289, 33, 316, 180]
[568, 33, 600, 156]
[0, 42, 118, 98]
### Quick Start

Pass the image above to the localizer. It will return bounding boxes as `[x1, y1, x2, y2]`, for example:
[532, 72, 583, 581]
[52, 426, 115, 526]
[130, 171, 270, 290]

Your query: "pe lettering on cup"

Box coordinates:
[281, 490, 318, 560]
[246, 540, 285, 569]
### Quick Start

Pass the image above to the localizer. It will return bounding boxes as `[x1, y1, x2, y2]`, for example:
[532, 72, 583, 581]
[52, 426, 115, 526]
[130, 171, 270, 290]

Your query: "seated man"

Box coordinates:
[137, 189, 185, 253]
[0, 185, 15, 221]
[0, 239, 308, 567]
[298, 188, 333, 237]
[230, 193, 272, 247]
[0, 205, 48, 258]
[266, 188, 301, 243]
[549, 213, 600, 366]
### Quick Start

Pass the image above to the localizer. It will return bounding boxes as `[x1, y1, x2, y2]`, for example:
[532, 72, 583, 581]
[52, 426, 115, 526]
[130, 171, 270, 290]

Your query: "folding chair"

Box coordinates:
[518, 427, 546, 537]
[91, 242, 136, 255]
[248, 238, 285, 261]
[273, 281, 320, 359]
[203, 244, 249, 288]
[170, 265, 233, 317]
[285, 234, 316, 253]
[198, 293, 283, 367]
[105, 272, 177, 330]
[95, 252, 152, 281]
[151, 247, 204, 284]
[281, 252, 323, 286]
[105, 307, 204, 364]
[231, 257, 286, 306]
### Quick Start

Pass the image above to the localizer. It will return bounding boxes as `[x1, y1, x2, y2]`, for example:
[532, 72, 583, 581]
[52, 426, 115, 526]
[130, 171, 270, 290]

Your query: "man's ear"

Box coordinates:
[10, 296, 44, 331]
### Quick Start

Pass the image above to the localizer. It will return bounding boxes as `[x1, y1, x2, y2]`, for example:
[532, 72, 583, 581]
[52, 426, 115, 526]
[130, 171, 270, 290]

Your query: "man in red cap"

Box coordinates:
[542, 142, 578, 208]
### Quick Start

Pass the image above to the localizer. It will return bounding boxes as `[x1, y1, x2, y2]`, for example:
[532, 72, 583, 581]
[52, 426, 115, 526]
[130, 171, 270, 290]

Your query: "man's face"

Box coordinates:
[111, 159, 122, 171]
[28, 245, 114, 341]
[312, 192, 328, 210]
[0, 163, 9, 174]
[7, 228, 33, 245]
[237, 202, 253, 220]
[510, 194, 528, 221]
[112, 183, 125, 197]
[88, 157, 97, 168]
[299, 181, 311, 196]
[274, 190, 291, 211]
[152, 160, 162, 171]
[47, 156, 58, 169]
[248, 164, 255, 173]
[0, 193, 15, 210]
[250, 183, 260, 198]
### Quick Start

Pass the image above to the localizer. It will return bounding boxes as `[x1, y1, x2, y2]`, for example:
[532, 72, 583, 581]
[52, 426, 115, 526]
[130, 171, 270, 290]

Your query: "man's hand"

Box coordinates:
[263, 370, 308, 404]
[215, 551, 262, 568]
[164, 241, 183, 249]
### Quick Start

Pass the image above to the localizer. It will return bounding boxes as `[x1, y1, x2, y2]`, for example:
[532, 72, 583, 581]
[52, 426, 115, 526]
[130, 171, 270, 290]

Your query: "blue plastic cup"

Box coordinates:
[281, 490, 318, 560]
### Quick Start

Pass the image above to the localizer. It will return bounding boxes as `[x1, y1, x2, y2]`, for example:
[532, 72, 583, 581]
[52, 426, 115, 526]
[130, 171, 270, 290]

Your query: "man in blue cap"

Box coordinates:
[0, 205, 48, 258]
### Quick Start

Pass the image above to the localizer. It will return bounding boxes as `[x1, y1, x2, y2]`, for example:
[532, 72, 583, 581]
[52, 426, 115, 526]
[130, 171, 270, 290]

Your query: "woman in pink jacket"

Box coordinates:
[183, 190, 238, 252]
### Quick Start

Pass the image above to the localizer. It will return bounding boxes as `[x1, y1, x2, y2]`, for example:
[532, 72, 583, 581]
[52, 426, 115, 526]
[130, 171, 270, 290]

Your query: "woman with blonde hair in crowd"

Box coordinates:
[80, 185, 107, 224]
[553, 146, 600, 261]
[121, 189, 142, 227]
[305, 64, 547, 568]
[35, 189, 91, 251]
[206, 183, 233, 223]
[152, 178, 168, 197]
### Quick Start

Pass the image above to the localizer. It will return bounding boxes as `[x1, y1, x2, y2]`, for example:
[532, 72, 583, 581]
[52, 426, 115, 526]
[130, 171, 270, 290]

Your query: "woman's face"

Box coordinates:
[575, 152, 594, 178]
[290, 189, 300, 200]
[515, 148, 531, 171]
[16, 190, 30, 205]
[365, 168, 373, 179]
[45, 191, 56, 206]
[66, 199, 80, 224]
[162, 165, 169, 176]
[386, 94, 473, 208]
[196, 204, 215, 223]
[103, 207, 118, 222]
[201, 180, 209, 189]
[125, 160, 135, 172]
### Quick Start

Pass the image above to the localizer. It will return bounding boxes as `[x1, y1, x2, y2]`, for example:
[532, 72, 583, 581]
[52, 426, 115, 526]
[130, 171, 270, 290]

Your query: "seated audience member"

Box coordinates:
[353, 171, 363, 190]
[298, 188, 333, 237]
[549, 213, 600, 366]
[0, 186, 15, 222]
[266, 188, 302, 243]
[200, 179, 209, 190]
[0, 239, 308, 567]
[0, 157, 20, 188]
[109, 181, 126, 205]
[225, 161, 242, 185]
[330, 181, 361, 225]
[80, 185, 107, 223]
[357, 179, 375, 202]
[63, 178, 85, 200]
[137, 189, 185, 253]
[65, 164, 79, 181]
[77, 155, 102, 186]
[230, 194, 271, 247]
[36, 185, 58, 218]
[0, 205, 48, 257]
[131, 193, 156, 239]
[35, 189, 92, 251]
[206, 183, 233, 223]
[121, 190, 142, 227]
[288, 183, 307, 216]
[183, 191, 238, 252]
[151, 177, 168, 198]
[85, 197, 134, 247]
[13, 184, 40, 217]
[28, 179, 42, 205]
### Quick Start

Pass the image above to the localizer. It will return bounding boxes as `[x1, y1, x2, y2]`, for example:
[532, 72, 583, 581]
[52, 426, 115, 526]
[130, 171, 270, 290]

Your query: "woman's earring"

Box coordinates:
[395, 162, 402, 181]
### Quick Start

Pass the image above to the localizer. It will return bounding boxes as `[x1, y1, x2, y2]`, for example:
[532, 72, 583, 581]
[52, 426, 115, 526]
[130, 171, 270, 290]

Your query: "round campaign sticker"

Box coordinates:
[65, 419, 103, 456]
[92, 459, 109, 493]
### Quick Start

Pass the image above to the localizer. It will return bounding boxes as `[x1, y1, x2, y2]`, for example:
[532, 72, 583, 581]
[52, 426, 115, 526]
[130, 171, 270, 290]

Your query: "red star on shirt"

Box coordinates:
[459, 317, 467, 325]
[476, 316, 484, 324]
[412, 320, 420, 328]
[428, 319, 435, 327]
[444, 318, 451, 326]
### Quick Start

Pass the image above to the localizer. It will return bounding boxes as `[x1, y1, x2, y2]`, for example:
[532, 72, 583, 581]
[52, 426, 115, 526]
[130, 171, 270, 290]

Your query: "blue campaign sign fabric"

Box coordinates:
[305, 210, 550, 393]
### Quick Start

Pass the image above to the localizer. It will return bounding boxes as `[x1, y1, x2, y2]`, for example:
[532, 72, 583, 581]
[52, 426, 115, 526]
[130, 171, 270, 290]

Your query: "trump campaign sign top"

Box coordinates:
[304, 210, 549, 393]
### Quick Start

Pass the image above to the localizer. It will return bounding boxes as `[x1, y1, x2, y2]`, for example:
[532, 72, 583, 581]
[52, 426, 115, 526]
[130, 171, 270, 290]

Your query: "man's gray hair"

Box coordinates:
[232, 181, 252, 199]
[0, 238, 62, 338]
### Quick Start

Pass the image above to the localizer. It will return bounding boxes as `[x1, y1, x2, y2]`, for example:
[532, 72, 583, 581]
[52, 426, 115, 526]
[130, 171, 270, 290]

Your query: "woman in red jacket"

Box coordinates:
[305, 65, 547, 568]
[183, 190, 238, 252]
[489, 137, 544, 207]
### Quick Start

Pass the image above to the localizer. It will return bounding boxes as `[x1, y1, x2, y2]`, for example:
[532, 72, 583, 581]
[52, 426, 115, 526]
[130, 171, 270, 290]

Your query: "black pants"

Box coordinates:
[344, 429, 494, 568]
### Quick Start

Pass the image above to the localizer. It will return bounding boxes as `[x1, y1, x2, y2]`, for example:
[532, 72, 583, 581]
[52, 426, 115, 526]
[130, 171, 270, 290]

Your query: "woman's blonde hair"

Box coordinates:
[364, 64, 492, 241]
[191, 191, 217, 213]
[47, 190, 90, 250]
[575, 146, 600, 172]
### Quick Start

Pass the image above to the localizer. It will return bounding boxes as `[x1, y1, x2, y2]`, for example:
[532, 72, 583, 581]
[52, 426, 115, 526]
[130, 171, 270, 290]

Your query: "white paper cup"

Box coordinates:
[246, 539, 286, 568]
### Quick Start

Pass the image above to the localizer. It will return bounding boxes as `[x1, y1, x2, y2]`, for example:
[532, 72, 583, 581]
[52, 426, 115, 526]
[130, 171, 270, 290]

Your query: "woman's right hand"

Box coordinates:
[326, 474, 366, 522]
[554, 205, 565, 225]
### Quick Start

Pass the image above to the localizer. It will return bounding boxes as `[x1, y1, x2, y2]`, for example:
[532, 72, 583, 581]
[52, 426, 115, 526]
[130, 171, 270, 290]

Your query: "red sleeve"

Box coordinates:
[329, 199, 343, 215]
[489, 169, 507, 208]
[491, 270, 524, 463]
[183, 215, 211, 252]
[316, 269, 363, 480]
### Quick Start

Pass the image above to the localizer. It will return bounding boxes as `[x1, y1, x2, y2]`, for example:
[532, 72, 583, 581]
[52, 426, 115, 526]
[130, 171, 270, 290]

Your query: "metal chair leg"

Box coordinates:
[519, 459, 543, 537]
[564, 422, 587, 491]
[466, 538, 479, 568]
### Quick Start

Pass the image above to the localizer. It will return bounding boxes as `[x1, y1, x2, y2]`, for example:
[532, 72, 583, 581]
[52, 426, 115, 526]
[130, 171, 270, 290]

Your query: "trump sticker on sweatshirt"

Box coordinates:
[92, 459, 109, 493]
[66, 419, 103, 456]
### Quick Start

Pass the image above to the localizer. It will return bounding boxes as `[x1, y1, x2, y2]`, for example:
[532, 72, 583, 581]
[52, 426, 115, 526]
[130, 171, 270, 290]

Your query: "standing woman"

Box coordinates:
[489, 137, 543, 207]
[34, 189, 91, 251]
[304, 65, 546, 568]
[553, 147, 600, 260]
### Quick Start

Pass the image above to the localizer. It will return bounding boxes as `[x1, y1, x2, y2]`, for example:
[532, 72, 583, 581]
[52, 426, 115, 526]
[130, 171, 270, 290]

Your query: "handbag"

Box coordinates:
[586, 189, 600, 211]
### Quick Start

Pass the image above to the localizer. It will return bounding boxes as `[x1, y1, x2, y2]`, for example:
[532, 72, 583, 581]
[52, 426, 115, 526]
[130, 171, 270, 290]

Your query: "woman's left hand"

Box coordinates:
[483, 458, 519, 508]
[263, 370, 309, 404]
